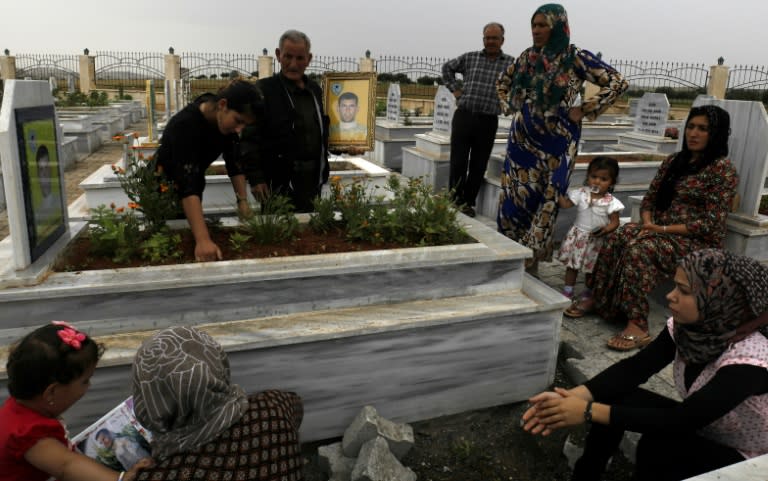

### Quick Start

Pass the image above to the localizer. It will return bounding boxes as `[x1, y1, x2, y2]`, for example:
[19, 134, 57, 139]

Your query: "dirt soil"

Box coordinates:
[53, 225, 420, 272]
[299, 354, 636, 481]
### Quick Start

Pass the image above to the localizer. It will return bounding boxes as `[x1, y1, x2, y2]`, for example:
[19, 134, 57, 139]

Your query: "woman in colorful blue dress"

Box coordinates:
[496, 4, 628, 270]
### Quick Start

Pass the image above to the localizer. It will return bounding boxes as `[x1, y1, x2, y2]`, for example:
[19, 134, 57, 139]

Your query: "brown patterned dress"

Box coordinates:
[136, 390, 304, 481]
[588, 154, 738, 330]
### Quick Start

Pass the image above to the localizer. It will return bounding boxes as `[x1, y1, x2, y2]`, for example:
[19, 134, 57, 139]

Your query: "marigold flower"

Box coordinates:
[128, 202, 139, 209]
[116, 207, 125, 213]
[159, 184, 169, 193]
[110, 202, 116, 209]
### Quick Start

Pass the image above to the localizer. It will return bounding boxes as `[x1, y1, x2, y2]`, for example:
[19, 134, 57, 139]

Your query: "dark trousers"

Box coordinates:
[571, 388, 745, 481]
[271, 158, 321, 213]
[449, 108, 498, 208]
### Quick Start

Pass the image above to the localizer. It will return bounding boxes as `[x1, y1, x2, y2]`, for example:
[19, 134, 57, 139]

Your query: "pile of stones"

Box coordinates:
[317, 405, 416, 481]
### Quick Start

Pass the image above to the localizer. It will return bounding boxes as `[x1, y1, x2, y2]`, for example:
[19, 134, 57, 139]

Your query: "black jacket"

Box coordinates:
[240, 74, 329, 191]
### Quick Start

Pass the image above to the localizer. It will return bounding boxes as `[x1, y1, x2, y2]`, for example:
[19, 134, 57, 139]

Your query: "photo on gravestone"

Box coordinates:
[323, 72, 376, 152]
[14, 105, 66, 262]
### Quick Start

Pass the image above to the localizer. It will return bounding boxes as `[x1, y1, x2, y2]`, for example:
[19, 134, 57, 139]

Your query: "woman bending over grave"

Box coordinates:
[155, 80, 263, 262]
[522, 249, 768, 481]
[130, 326, 304, 481]
[496, 3, 628, 272]
[565, 105, 738, 352]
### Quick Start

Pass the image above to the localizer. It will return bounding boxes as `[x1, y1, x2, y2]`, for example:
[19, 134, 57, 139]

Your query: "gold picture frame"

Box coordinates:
[323, 72, 376, 152]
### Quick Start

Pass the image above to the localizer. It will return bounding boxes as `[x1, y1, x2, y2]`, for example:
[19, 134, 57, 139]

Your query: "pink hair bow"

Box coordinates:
[53, 321, 86, 350]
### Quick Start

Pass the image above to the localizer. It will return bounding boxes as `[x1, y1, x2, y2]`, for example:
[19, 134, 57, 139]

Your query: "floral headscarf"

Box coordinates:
[675, 249, 768, 364]
[132, 326, 249, 459]
[508, 3, 576, 114]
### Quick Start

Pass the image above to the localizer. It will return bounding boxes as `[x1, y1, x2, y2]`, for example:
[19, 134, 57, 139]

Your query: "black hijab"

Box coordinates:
[655, 105, 730, 212]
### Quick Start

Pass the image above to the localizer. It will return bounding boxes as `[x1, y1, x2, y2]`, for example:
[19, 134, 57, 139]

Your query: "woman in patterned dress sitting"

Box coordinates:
[131, 326, 304, 481]
[566, 105, 739, 351]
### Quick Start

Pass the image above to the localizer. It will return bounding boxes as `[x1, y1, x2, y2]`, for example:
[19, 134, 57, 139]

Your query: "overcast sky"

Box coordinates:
[2, 0, 765, 66]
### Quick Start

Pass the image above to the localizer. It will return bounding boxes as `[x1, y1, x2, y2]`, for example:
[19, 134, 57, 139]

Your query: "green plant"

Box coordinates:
[240, 194, 299, 244]
[88, 204, 141, 264]
[228, 231, 252, 252]
[309, 175, 468, 247]
[112, 160, 179, 234]
[375, 99, 387, 116]
[141, 231, 183, 263]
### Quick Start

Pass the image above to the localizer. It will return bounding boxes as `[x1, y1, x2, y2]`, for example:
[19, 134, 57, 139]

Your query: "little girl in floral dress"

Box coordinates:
[556, 156, 623, 305]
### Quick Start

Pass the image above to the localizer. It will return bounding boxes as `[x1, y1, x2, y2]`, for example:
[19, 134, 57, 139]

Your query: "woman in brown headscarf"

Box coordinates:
[522, 249, 768, 481]
[131, 326, 304, 481]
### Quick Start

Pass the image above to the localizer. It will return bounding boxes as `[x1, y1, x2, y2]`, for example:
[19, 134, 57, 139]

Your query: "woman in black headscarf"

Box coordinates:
[523, 249, 768, 481]
[566, 105, 739, 351]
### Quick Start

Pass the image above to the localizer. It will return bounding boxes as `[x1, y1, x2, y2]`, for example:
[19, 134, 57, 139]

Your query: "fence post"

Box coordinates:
[707, 61, 728, 99]
[0, 51, 16, 80]
[1, 50, 17, 80]
[258, 48, 273, 79]
[79, 49, 96, 93]
[359, 50, 375, 73]
[165, 47, 181, 112]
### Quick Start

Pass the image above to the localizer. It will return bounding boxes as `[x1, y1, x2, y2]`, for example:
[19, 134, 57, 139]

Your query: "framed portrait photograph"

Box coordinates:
[323, 72, 376, 152]
[14, 105, 66, 262]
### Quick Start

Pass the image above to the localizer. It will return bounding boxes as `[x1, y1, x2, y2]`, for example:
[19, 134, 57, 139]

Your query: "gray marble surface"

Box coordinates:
[0, 283, 568, 442]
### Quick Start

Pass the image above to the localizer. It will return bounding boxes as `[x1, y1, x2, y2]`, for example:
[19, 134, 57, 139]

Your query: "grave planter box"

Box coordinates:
[72, 157, 392, 219]
[0, 214, 567, 442]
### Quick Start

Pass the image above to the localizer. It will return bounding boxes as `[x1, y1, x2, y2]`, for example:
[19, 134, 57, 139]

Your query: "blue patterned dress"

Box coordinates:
[496, 47, 627, 263]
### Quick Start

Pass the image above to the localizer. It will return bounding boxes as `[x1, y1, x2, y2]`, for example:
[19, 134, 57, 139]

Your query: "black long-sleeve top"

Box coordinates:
[585, 327, 768, 434]
[155, 94, 242, 199]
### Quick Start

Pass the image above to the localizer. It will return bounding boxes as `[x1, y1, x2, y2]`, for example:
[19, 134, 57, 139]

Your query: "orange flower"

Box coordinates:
[127, 202, 139, 209]
[110, 202, 116, 209]
[159, 184, 169, 193]
[116, 207, 125, 213]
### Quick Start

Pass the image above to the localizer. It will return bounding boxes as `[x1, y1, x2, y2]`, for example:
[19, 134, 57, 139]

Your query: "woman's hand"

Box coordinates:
[532, 387, 589, 431]
[568, 107, 585, 123]
[123, 458, 155, 481]
[194, 238, 223, 262]
[521, 391, 563, 436]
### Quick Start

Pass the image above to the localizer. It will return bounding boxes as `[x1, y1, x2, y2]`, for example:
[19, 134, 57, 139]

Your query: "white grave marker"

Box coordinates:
[0, 80, 68, 269]
[386, 83, 401, 123]
[432, 86, 456, 136]
[633, 93, 670, 137]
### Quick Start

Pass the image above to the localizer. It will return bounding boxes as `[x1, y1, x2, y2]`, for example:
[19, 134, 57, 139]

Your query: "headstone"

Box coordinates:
[0, 80, 69, 269]
[432, 85, 456, 137]
[386, 83, 401, 123]
[67, 76, 75, 93]
[164, 79, 172, 118]
[633, 93, 670, 137]
[145, 80, 157, 141]
[48, 77, 57, 93]
[628, 98, 639, 117]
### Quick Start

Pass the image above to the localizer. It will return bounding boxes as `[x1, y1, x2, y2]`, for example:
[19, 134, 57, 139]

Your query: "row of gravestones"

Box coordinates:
[382, 83, 768, 261]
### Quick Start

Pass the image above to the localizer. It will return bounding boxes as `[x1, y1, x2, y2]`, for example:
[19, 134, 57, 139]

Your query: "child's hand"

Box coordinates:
[123, 457, 155, 481]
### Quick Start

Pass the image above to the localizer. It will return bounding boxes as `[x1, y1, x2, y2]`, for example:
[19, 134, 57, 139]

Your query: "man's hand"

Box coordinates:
[452, 89, 463, 99]
[251, 183, 270, 202]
